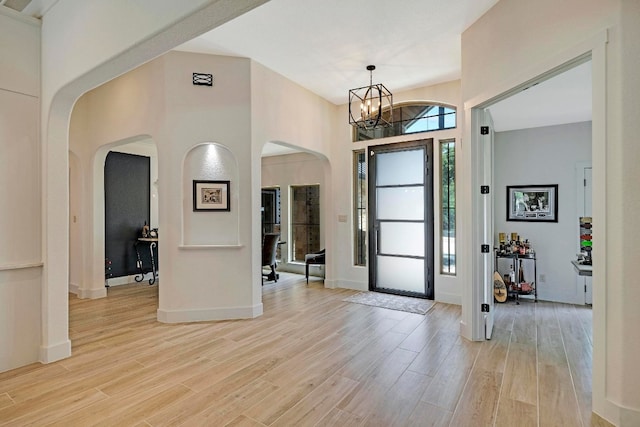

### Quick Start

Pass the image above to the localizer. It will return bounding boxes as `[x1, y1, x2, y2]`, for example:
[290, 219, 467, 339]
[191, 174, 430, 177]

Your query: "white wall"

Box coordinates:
[616, 3, 640, 425]
[0, 10, 41, 373]
[160, 52, 255, 321]
[0, 10, 39, 97]
[261, 152, 327, 277]
[68, 151, 83, 294]
[494, 122, 592, 304]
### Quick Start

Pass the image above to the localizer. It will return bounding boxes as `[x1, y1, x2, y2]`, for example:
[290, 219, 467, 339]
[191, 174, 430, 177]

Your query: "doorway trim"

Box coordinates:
[464, 31, 606, 341]
[464, 27, 609, 421]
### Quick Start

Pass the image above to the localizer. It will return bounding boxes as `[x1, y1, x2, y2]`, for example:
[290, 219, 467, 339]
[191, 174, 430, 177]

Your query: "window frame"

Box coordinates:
[289, 184, 321, 263]
[352, 101, 456, 142]
[353, 150, 367, 266]
[440, 139, 456, 275]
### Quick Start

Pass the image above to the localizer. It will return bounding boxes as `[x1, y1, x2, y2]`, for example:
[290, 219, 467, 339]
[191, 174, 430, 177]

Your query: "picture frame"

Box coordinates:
[193, 180, 230, 212]
[506, 184, 558, 222]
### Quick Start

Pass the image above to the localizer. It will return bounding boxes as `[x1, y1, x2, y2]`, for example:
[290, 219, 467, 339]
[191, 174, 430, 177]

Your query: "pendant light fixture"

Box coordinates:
[348, 65, 393, 129]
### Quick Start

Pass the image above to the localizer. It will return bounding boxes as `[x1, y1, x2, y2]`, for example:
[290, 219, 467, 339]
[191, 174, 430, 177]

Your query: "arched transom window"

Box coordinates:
[353, 102, 456, 142]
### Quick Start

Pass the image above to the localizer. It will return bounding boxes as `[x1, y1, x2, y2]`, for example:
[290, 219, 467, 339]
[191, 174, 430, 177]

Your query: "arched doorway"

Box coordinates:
[42, 2, 266, 363]
[260, 141, 331, 286]
[67, 136, 159, 298]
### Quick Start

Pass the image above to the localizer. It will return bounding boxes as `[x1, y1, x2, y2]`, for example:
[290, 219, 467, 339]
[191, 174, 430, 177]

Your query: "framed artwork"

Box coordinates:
[193, 180, 230, 212]
[506, 184, 558, 222]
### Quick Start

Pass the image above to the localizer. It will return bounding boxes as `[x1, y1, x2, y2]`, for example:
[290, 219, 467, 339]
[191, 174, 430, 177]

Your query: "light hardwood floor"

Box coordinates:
[0, 273, 607, 426]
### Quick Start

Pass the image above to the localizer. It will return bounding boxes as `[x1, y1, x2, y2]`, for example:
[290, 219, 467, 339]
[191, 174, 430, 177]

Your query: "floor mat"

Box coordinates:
[343, 291, 435, 315]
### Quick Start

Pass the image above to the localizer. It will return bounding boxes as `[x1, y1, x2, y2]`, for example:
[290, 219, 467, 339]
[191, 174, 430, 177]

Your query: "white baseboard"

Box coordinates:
[621, 406, 640, 427]
[323, 279, 337, 289]
[78, 287, 107, 299]
[435, 291, 462, 306]
[157, 303, 263, 323]
[278, 264, 325, 279]
[69, 282, 79, 295]
[39, 339, 71, 363]
[71, 275, 155, 297]
[459, 320, 471, 341]
[107, 273, 156, 287]
[332, 279, 367, 292]
[596, 399, 640, 427]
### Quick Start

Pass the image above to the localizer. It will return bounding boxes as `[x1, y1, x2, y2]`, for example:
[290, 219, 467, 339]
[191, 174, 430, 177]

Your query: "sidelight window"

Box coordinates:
[354, 150, 367, 266]
[441, 140, 456, 274]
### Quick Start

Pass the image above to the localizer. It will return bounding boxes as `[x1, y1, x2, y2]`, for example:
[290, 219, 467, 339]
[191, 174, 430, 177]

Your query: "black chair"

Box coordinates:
[262, 233, 280, 282]
[305, 249, 325, 283]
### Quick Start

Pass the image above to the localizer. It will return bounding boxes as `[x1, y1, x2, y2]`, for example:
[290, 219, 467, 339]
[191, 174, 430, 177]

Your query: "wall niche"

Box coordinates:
[182, 143, 239, 246]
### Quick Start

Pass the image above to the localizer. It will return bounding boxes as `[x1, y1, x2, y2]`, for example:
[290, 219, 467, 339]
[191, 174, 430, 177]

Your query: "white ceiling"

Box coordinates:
[175, 0, 500, 105]
[0, 0, 58, 18]
[177, 0, 591, 137]
[488, 61, 592, 132]
[4, 0, 591, 140]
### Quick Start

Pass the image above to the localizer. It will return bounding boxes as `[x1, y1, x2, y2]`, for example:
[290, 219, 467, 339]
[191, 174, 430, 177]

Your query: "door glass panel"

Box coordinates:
[377, 256, 425, 293]
[376, 149, 424, 186]
[377, 187, 424, 220]
[379, 222, 424, 257]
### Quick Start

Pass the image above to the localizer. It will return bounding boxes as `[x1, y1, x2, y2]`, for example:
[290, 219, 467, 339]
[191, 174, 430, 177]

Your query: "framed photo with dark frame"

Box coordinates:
[506, 184, 558, 222]
[193, 180, 230, 212]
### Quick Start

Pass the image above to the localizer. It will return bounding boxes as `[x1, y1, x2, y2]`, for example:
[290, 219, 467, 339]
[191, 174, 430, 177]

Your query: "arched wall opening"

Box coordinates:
[41, 1, 268, 363]
[68, 135, 158, 299]
[102, 137, 159, 288]
[259, 141, 331, 285]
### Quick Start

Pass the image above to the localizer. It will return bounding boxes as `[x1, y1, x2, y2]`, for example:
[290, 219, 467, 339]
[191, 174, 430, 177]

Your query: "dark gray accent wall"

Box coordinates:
[104, 151, 151, 278]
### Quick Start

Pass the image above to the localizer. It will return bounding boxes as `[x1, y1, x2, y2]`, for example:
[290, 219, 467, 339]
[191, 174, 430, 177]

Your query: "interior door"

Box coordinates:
[368, 140, 434, 299]
[476, 109, 495, 339]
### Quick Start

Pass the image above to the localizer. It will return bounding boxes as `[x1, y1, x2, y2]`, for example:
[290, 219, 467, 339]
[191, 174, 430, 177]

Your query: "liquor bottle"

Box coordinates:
[509, 264, 516, 285]
[518, 259, 524, 284]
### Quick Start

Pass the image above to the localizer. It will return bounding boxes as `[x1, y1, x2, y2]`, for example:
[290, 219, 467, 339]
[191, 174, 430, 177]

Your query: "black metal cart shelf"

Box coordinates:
[495, 251, 537, 304]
